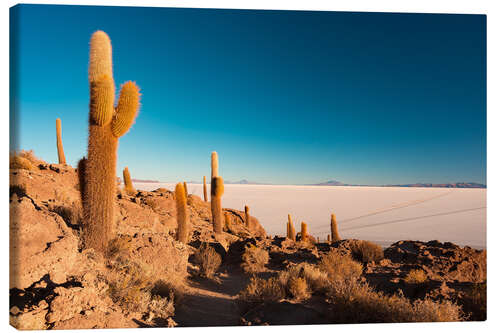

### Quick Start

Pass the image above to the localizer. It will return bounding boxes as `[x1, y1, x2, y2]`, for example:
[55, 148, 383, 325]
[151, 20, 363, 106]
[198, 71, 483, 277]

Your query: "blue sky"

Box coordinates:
[10, 5, 486, 185]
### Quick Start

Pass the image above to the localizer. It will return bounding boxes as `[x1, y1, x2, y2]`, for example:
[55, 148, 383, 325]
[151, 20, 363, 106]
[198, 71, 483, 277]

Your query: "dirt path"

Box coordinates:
[173, 270, 249, 327]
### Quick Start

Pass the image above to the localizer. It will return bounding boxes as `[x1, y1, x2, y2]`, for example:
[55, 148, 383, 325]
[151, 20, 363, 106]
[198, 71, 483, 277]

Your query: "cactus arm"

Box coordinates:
[56, 118, 66, 164]
[111, 81, 140, 138]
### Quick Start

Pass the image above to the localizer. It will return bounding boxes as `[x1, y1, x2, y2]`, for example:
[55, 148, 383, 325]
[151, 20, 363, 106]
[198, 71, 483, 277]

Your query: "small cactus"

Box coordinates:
[175, 183, 190, 243]
[56, 118, 66, 164]
[331, 213, 341, 242]
[183, 181, 188, 198]
[82, 31, 140, 254]
[327, 234, 331, 243]
[123, 167, 135, 195]
[244, 205, 250, 228]
[301, 222, 308, 242]
[203, 176, 208, 202]
[210, 151, 224, 234]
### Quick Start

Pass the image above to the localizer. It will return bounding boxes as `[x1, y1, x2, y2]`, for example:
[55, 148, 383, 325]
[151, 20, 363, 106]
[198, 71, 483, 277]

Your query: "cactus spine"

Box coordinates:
[203, 176, 208, 202]
[56, 118, 66, 164]
[175, 183, 190, 244]
[77, 157, 87, 203]
[82, 31, 140, 253]
[301, 222, 308, 242]
[210, 151, 224, 234]
[244, 205, 250, 228]
[330, 213, 341, 242]
[123, 167, 135, 195]
[183, 181, 188, 198]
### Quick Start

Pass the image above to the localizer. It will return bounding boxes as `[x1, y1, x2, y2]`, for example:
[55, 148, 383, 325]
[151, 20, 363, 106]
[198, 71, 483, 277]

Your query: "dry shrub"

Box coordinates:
[49, 200, 82, 229]
[239, 276, 285, 303]
[319, 249, 363, 282]
[107, 258, 155, 313]
[350, 240, 384, 263]
[18, 149, 42, 165]
[241, 245, 269, 273]
[326, 279, 463, 323]
[194, 243, 222, 278]
[287, 277, 310, 301]
[404, 269, 428, 284]
[107, 235, 133, 258]
[278, 263, 329, 296]
[143, 294, 175, 324]
[10, 154, 34, 170]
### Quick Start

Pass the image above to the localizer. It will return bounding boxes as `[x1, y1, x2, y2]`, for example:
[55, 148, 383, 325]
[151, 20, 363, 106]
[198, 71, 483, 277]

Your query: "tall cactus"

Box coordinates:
[123, 167, 136, 195]
[82, 31, 140, 253]
[210, 151, 224, 234]
[56, 118, 66, 164]
[175, 183, 190, 244]
[244, 205, 250, 228]
[301, 222, 308, 242]
[287, 214, 295, 240]
[183, 181, 188, 198]
[203, 176, 208, 202]
[330, 213, 341, 242]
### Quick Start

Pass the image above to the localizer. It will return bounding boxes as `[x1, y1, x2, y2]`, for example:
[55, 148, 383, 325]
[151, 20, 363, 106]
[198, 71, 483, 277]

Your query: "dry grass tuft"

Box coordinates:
[287, 276, 310, 301]
[326, 279, 463, 323]
[278, 263, 329, 295]
[193, 243, 222, 278]
[10, 154, 34, 171]
[18, 150, 42, 165]
[239, 276, 285, 303]
[350, 240, 384, 263]
[241, 245, 269, 274]
[404, 269, 428, 284]
[319, 249, 363, 282]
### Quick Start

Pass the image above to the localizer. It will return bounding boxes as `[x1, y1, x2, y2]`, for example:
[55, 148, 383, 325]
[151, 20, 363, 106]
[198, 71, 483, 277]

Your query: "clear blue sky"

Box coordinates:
[10, 5, 486, 185]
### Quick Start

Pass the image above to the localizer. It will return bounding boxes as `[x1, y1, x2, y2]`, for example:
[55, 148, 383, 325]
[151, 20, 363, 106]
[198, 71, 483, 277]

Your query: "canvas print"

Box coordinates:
[9, 4, 486, 329]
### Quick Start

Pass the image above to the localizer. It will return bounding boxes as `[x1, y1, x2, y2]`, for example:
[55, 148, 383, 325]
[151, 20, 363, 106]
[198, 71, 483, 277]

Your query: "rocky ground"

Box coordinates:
[9, 155, 486, 329]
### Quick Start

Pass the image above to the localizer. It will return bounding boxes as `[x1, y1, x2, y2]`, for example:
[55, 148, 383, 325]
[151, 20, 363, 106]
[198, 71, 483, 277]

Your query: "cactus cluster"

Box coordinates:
[56, 118, 66, 164]
[123, 167, 135, 195]
[81, 31, 140, 254]
[175, 183, 190, 243]
[210, 151, 224, 234]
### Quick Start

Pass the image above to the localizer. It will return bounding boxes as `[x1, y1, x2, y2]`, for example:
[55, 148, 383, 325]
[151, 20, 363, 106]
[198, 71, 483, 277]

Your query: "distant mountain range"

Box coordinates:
[123, 177, 485, 188]
[312, 180, 486, 188]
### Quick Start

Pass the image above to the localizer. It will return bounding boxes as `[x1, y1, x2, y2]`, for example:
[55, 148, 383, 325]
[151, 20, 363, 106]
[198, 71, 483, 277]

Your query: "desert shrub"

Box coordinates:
[404, 269, 428, 284]
[319, 249, 363, 282]
[10, 154, 34, 170]
[107, 235, 133, 258]
[18, 149, 42, 165]
[241, 245, 269, 273]
[287, 276, 310, 301]
[459, 282, 486, 321]
[278, 263, 329, 295]
[151, 279, 185, 306]
[194, 243, 222, 278]
[107, 258, 155, 313]
[350, 240, 384, 263]
[143, 294, 175, 324]
[49, 201, 82, 229]
[326, 279, 463, 323]
[239, 276, 285, 303]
